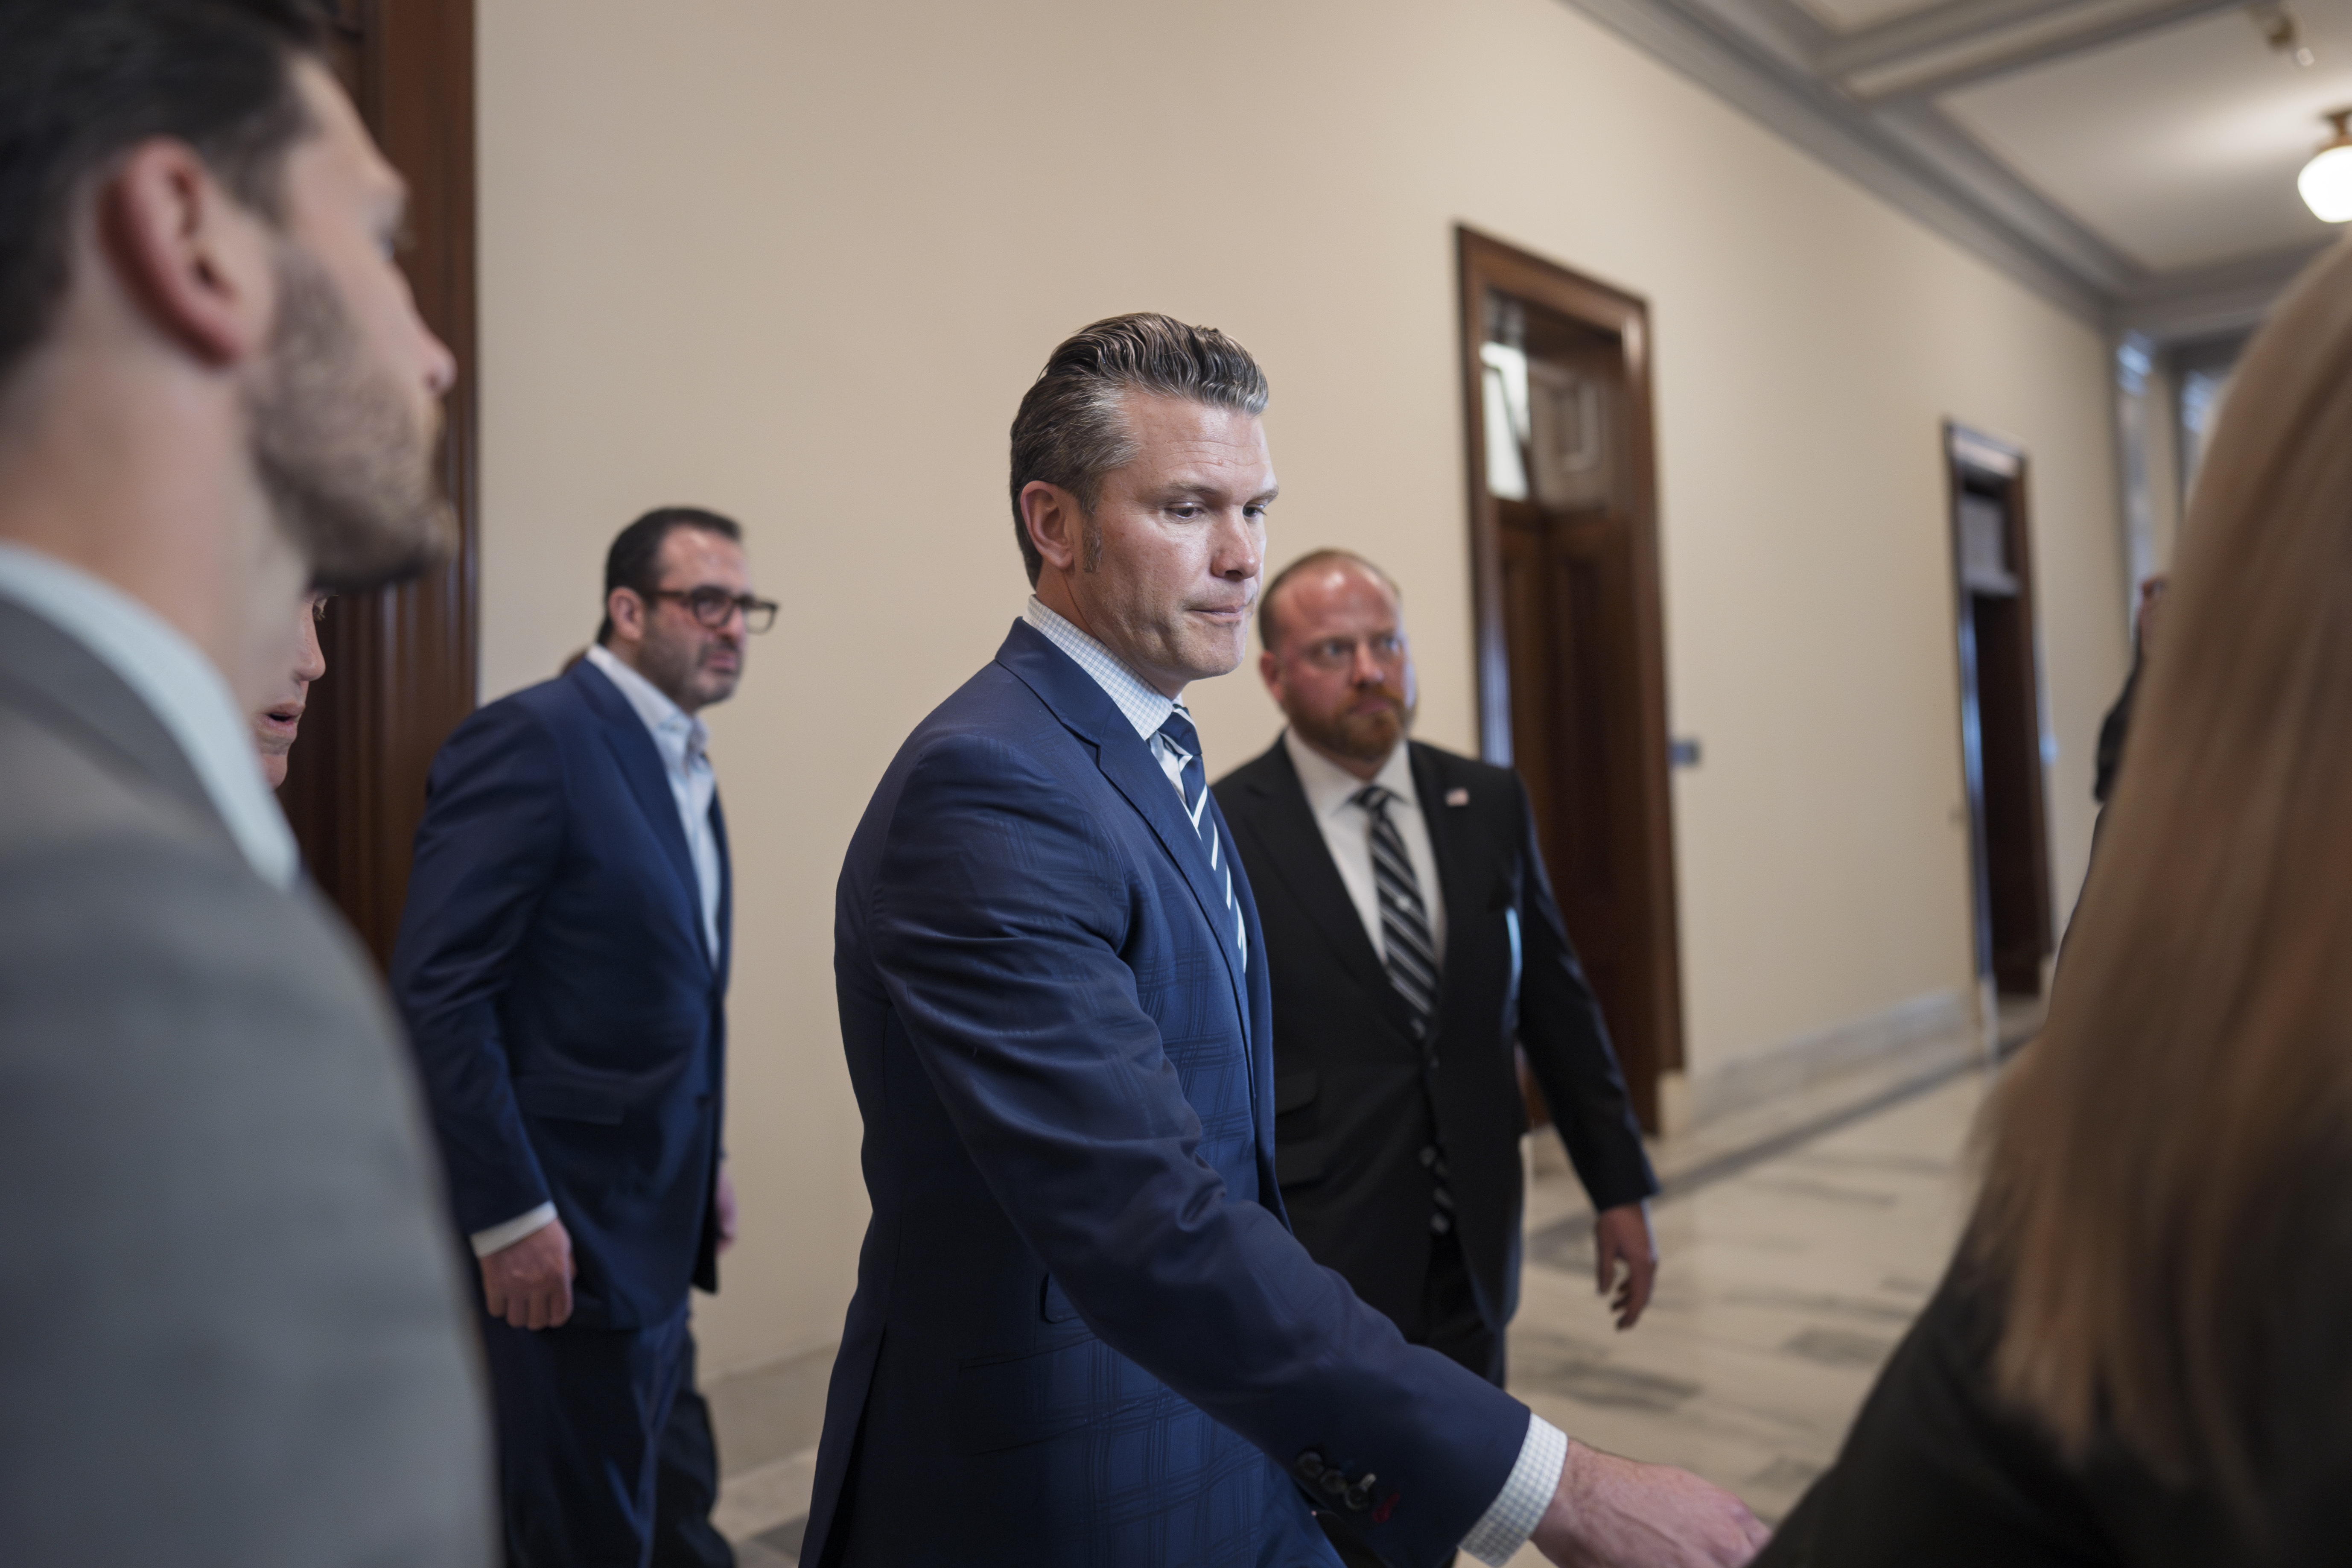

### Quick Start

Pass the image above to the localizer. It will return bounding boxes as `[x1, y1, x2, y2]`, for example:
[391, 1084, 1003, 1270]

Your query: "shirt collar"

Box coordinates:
[0, 541, 299, 890]
[1023, 596, 1178, 742]
[584, 642, 706, 766]
[1283, 726, 1416, 821]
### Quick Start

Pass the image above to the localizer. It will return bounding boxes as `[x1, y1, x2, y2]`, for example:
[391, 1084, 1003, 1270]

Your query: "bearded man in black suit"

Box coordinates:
[1214, 550, 1659, 1411]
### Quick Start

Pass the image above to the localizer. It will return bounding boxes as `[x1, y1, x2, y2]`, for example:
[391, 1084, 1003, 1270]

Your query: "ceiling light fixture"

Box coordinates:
[2300, 110, 2352, 222]
[2253, 3, 2317, 67]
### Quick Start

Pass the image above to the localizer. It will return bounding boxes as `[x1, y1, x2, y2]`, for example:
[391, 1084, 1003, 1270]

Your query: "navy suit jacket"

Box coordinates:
[391, 659, 730, 1331]
[805, 622, 1527, 1568]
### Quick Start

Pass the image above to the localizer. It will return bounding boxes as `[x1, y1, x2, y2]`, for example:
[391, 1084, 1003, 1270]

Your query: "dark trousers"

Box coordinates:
[483, 1303, 735, 1568]
[1319, 1227, 1498, 1568]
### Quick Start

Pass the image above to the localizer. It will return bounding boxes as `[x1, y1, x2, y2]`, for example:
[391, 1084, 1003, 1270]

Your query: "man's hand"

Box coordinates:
[1532, 1440, 1769, 1568]
[1594, 1202, 1658, 1329]
[715, 1162, 738, 1254]
[481, 1218, 575, 1330]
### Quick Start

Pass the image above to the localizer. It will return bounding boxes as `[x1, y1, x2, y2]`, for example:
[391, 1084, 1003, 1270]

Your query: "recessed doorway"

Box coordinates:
[1456, 228, 1683, 1133]
[1946, 425, 2052, 1001]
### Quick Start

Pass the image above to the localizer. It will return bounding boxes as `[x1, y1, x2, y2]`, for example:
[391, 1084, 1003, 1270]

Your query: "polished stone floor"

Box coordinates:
[710, 1038, 2008, 1567]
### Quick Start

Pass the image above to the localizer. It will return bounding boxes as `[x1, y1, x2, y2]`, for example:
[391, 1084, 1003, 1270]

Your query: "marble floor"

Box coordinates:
[708, 1030, 2017, 1567]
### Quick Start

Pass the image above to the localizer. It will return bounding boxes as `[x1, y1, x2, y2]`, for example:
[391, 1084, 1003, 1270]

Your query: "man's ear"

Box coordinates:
[1020, 481, 1084, 576]
[98, 139, 276, 366]
[1258, 646, 1282, 695]
[606, 587, 646, 647]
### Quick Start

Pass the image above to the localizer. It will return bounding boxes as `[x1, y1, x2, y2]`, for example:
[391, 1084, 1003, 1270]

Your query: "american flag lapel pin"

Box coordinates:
[1445, 787, 1470, 807]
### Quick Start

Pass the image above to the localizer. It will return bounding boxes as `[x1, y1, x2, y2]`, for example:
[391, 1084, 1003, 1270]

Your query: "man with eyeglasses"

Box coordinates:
[394, 505, 775, 1567]
[1214, 550, 1659, 1564]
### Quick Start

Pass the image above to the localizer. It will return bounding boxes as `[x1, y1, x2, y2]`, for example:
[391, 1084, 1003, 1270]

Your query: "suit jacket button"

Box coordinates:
[1344, 1474, 1377, 1512]
[1296, 1451, 1326, 1480]
[1321, 1470, 1348, 1497]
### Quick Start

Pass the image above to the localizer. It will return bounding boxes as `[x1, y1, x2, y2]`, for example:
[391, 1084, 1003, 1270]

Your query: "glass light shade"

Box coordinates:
[2299, 141, 2352, 222]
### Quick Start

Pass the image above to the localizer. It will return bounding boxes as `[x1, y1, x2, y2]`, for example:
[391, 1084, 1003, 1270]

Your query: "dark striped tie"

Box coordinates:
[1354, 783, 1456, 1235]
[1353, 784, 1436, 1040]
[1157, 707, 1243, 961]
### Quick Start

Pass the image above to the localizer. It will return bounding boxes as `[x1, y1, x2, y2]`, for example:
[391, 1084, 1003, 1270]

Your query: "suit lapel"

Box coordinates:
[995, 621, 1252, 1046]
[572, 661, 712, 974]
[711, 788, 732, 987]
[1411, 742, 1493, 1001]
[0, 598, 228, 846]
[1233, 741, 1415, 1039]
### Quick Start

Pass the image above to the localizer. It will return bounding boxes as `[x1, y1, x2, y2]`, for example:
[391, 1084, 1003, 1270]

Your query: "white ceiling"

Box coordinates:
[1940, 2, 2352, 270]
[1559, 0, 2346, 333]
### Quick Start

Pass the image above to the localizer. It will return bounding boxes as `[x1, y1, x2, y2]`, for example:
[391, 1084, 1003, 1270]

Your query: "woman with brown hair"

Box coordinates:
[1757, 238, 2352, 1568]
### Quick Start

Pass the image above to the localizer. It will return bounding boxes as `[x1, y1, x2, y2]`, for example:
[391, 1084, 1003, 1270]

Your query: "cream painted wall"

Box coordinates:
[477, 0, 2127, 1374]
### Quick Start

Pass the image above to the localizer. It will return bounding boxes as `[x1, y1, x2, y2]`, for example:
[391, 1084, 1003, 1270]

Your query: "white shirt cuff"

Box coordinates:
[468, 1203, 558, 1258]
[1460, 1412, 1567, 1565]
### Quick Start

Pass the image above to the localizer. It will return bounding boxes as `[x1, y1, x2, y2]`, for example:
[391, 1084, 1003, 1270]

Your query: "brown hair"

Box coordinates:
[596, 505, 743, 644]
[1974, 236, 2352, 1526]
[0, 1, 328, 390]
[1257, 548, 1401, 653]
[1007, 312, 1269, 585]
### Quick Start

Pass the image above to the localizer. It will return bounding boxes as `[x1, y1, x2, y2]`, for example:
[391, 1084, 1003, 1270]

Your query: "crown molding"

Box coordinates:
[1551, 0, 2313, 337]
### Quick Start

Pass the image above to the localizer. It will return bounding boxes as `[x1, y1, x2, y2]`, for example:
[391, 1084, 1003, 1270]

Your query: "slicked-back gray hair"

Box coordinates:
[1007, 312, 1271, 584]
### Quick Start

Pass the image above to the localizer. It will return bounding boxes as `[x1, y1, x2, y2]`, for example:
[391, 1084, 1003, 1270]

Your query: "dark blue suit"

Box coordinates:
[393, 657, 732, 1567]
[807, 622, 1530, 1568]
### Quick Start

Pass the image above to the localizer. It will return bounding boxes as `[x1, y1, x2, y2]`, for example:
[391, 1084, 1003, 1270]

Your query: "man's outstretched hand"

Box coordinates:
[1531, 1440, 1769, 1568]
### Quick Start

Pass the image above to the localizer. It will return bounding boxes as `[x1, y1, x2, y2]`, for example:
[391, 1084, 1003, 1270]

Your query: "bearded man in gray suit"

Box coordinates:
[0, 3, 493, 1564]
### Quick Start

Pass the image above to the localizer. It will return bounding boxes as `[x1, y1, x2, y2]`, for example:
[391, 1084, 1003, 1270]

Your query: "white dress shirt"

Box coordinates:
[1026, 600, 1556, 1563]
[0, 542, 298, 891]
[584, 644, 723, 961]
[1282, 728, 1448, 967]
[469, 643, 726, 1260]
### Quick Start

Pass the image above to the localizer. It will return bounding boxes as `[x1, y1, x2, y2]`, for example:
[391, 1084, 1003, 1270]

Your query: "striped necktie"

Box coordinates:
[1157, 707, 1243, 962]
[1353, 784, 1437, 1041]
[1354, 783, 1457, 1235]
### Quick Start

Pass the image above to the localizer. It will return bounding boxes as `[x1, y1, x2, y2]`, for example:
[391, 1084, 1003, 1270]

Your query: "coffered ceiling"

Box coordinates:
[1556, 0, 2350, 339]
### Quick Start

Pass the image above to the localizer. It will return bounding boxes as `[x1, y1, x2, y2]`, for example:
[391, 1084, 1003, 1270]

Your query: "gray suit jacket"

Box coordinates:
[0, 598, 493, 1566]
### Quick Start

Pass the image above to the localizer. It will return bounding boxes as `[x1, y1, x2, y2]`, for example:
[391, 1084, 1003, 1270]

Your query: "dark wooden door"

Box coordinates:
[279, 0, 478, 965]
[1459, 229, 1683, 1132]
[1497, 502, 1668, 1115]
[1948, 429, 2051, 998]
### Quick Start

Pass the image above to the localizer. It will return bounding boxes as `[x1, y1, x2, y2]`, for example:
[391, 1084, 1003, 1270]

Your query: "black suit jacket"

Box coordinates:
[1214, 736, 1655, 1338]
[1759, 1261, 2246, 1568]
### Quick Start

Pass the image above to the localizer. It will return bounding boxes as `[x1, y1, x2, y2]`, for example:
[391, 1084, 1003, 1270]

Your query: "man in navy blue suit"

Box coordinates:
[394, 507, 775, 1567]
[806, 315, 1765, 1568]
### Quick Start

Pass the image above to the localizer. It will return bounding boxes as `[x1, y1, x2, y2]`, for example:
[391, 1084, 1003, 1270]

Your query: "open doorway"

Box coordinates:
[1456, 228, 1683, 1132]
[1947, 425, 2052, 1001]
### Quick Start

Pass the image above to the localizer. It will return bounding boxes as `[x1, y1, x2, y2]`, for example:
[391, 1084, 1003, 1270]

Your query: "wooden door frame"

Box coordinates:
[1455, 225, 1686, 1105]
[281, 0, 478, 965]
[1944, 422, 2053, 994]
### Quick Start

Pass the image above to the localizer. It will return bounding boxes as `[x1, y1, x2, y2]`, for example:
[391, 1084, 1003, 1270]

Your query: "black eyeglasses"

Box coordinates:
[646, 588, 779, 634]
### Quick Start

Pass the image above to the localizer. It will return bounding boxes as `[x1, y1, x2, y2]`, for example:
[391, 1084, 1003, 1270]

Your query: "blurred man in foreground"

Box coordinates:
[0, 3, 490, 1562]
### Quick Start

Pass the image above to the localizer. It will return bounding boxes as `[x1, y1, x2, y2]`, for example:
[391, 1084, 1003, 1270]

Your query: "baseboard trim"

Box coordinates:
[1681, 988, 1976, 1132]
